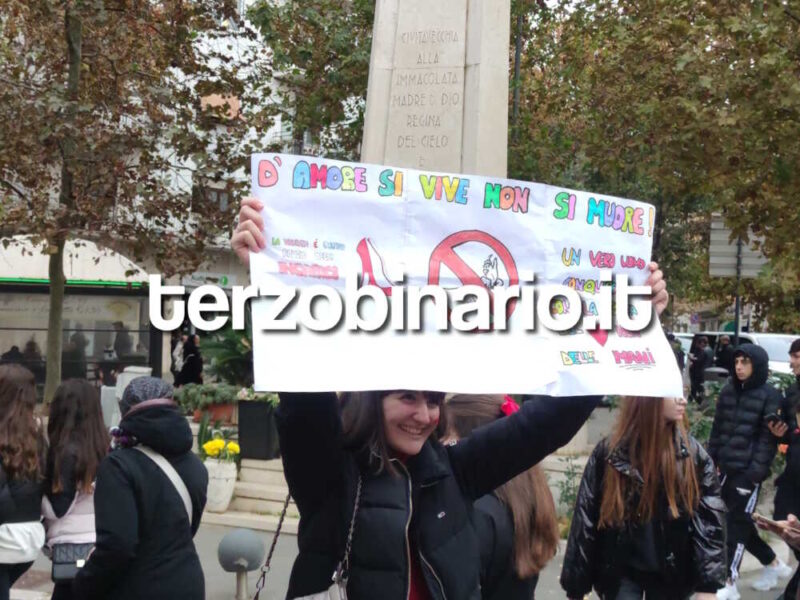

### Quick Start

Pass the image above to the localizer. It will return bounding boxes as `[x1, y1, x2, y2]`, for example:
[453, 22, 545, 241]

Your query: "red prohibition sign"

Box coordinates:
[428, 230, 519, 325]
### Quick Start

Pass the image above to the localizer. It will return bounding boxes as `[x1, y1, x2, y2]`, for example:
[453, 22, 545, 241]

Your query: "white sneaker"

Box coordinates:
[751, 559, 793, 591]
[772, 558, 794, 579]
[716, 582, 741, 600]
[750, 566, 778, 591]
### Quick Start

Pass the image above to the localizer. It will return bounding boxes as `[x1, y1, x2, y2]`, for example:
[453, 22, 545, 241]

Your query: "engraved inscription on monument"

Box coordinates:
[384, 3, 467, 171]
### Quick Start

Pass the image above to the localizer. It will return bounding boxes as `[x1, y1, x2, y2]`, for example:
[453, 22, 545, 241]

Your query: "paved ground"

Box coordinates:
[12, 523, 298, 600]
[12, 406, 795, 599]
[11, 522, 795, 599]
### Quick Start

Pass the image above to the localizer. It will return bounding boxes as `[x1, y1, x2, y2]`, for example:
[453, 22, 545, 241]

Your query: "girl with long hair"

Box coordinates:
[0, 364, 45, 600]
[444, 394, 559, 599]
[561, 396, 726, 600]
[43, 379, 110, 600]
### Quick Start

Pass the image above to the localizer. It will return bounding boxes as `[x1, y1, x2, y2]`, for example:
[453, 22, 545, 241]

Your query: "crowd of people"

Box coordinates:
[0, 196, 798, 600]
[233, 197, 800, 600]
[0, 367, 206, 600]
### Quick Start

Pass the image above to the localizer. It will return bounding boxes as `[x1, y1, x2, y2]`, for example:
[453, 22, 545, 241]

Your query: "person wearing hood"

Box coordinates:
[73, 377, 208, 600]
[708, 343, 788, 599]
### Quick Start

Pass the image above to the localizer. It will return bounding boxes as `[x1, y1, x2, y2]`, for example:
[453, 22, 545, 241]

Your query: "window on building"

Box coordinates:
[0, 290, 152, 392]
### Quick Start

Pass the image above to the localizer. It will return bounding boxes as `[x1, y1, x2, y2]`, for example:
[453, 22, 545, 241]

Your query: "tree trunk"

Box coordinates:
[44, 5, 82, 403]
[43, 241, 66, 403]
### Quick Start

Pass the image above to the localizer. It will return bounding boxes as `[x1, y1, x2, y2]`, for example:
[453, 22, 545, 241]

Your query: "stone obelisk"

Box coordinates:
[361, 0, 511, 177]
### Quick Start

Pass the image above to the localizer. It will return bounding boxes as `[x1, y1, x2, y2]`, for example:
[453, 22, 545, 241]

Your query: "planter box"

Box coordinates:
[193, 403, 235, 424]
[238, 400, 280, 460]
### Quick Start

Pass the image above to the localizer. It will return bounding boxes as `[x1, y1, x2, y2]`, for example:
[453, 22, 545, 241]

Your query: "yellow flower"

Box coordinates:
[226, 442, 240, 455]
[202, 440, 221, 457]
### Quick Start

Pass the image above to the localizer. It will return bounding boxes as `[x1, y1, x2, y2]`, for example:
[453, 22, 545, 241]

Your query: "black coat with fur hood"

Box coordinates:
[707, 343, 781, 483]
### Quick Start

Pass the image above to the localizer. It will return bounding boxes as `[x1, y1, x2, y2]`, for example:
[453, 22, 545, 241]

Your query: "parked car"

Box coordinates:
[674, 333, 693, 355]
[746, 332, 799, 375]
[688, 331, 799, 375]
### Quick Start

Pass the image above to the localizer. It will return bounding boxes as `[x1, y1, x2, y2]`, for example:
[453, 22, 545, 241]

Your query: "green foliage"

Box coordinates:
[769, 372, 797, 393]
[174, 383, 240, 412]
[510, 0, 800, 326]
[197, 412, 214, 449]
[244, 0, 800, 327]
[248, 0, 374, 159]
[202, 319, 254, 388]
[236, 387, 279, 406]
[556, 455, 582, 516]
[687, 400, 716, 446]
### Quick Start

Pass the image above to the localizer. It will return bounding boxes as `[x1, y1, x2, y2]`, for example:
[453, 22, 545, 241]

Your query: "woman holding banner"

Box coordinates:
[560, 396, 726, 600]
[233, 197, 670, 600]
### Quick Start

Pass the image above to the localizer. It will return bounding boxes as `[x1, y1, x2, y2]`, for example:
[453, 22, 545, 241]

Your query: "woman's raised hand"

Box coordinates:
[231, 197, 266, 267]
[645, 262, 669, 316]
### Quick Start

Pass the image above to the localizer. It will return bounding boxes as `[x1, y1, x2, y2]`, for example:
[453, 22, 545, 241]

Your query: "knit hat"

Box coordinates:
[119, 376, 173, 417]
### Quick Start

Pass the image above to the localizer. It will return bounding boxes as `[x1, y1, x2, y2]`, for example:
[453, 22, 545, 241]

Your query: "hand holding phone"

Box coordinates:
[753, 512, 790, 535]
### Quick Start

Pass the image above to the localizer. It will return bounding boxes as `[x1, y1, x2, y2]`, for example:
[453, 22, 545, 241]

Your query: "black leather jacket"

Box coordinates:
[561, 433, 727, 598]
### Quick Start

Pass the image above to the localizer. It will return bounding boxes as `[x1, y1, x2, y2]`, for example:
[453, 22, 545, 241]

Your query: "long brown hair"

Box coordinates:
[446, 394, 559, 578]
[598, 396, 699, 529]
[47, 379, 110, 494]
[0, 364, 42, 481]
[340, 390, 447, 475]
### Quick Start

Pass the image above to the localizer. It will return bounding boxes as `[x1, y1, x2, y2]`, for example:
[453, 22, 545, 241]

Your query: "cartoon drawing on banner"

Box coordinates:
[480, 255, 504, 289]
[428, 230, 518, 325]
[356, 237, 397, 295]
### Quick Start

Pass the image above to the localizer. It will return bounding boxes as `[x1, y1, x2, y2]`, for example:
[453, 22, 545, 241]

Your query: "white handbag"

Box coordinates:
[254, 476, 362, 600]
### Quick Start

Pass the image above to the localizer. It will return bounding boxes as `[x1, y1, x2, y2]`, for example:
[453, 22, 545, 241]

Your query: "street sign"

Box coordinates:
[708, 214, 767, 279]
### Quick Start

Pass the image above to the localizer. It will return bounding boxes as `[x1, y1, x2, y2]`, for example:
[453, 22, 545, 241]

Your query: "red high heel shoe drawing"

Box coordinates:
[356, 237, 396, 296]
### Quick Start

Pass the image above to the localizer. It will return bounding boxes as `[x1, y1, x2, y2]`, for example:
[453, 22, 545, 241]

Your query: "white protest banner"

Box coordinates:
[249, 154, 682, 397]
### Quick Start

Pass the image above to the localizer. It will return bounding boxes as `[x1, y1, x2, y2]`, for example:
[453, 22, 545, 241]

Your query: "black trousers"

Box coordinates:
[775, 485, 800, 599]
[51, 581, 76, 600]
[0, 561, 34, 600]
[689, 378, 705, 402]
[602, 571, 690, 600]
[722, 474, 776, 581]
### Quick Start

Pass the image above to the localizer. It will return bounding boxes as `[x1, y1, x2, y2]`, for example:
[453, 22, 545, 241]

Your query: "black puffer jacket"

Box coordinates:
[73, 403, 208, 600]
[278, 392, 599, 600]
[561, 434, 727, 599]
[707, 344, 781, 483]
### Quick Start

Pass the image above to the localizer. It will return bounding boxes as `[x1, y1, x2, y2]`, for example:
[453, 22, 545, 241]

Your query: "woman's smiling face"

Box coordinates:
[382, 391, 441, 457]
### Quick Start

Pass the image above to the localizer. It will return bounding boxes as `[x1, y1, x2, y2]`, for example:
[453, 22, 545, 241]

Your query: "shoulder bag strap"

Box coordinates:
[253, 475, 363, 600]
[134, 445, 193, 524]
[254, 493, 292, 600]
[337, 475, 362, 581]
